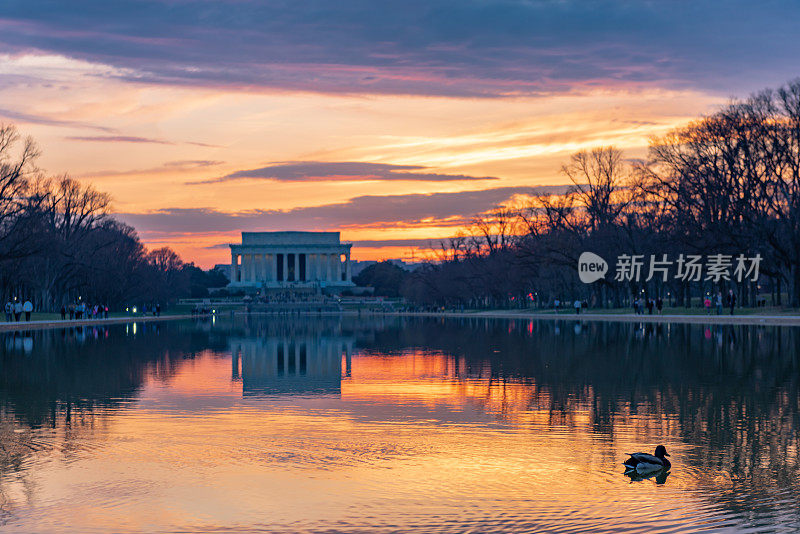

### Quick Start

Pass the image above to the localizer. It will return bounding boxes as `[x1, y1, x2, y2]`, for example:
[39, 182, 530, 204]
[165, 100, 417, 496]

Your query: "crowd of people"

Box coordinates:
[1, 300, 172, 323]
[60, 302, 110, 320]
[1, 300, 116, 322]
[554, 290, 741, 316]
[4, 299, 34, 322]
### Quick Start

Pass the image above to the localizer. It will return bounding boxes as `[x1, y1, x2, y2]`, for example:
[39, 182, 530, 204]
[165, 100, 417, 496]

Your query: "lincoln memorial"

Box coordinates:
[228, 231, 354, 291]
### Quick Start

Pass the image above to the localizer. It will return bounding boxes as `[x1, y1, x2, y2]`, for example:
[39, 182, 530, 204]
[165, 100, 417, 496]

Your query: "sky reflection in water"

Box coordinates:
[0, 316, 798, 533]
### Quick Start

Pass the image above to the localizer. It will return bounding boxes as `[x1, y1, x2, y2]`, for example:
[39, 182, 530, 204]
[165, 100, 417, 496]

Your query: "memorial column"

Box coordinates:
[326, 253, 332, 281]
[231, 252, 238, 283]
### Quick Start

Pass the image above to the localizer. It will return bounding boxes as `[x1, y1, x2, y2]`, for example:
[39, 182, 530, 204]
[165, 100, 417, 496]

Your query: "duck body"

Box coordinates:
[623, 445, 671, 473]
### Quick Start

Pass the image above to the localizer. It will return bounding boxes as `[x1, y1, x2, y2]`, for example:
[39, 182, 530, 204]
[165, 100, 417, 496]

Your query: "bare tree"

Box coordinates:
[0, 123, 40, 260]
[561, 147, 637, 232]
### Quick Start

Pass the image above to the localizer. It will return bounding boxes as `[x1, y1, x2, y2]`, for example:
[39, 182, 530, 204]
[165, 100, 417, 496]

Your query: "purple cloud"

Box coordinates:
[194, 161, 499, 184]
[116, 185, 567, 238]
[2, 1, 799, 97]
[203, 237, 444, 250]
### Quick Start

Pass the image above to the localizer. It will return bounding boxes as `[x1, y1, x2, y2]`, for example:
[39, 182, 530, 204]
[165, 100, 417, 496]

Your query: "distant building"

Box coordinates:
[228, 231, 354, 290]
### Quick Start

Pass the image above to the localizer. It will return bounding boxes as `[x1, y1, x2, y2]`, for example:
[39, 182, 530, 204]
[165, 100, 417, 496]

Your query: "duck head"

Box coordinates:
[654, 445, 670, 458]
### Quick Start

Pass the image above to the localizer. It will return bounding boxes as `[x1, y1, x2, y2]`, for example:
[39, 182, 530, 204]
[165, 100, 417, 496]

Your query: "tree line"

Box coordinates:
[401, 79, 800, 309]
[0, 124, 226, 311]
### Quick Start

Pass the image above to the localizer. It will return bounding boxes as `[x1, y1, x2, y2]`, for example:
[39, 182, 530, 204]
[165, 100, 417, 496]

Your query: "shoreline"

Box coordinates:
[3, 309, 800, 333]
[391, 310, 800, 326]
[0, 314, 201, 333]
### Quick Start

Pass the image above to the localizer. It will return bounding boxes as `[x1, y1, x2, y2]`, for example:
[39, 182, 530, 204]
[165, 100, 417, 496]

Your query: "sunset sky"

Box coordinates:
[2, 0, 799, 267]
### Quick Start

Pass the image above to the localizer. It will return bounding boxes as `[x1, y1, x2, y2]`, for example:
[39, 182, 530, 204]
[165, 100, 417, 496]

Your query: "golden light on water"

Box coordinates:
[0, 318, 798, 532]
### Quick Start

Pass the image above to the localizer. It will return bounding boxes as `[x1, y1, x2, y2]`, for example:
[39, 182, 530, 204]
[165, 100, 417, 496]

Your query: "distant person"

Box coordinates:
[574, 299, 581, 314]
[656, 297, 663, 314]
[715, 292, 723, 315]
[4, 300, 12, 322]
[22, 299, 33, 321]
[13, 300, 22, 321]
[69, 304, 75, 320]
[704, 296, 711, 315]
[646, 299, 654, 315]
[61, 305, 67, 320]
[156, 303, 161, 317]
[104, 305, 109, 318]
[554, 299, 560, 313]
[727, 290, 736, 315]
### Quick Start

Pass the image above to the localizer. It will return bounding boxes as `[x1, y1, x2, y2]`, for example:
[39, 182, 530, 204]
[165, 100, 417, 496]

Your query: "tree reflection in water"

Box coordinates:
[0, 319, 228, 523]
[365, 317, 800, 521]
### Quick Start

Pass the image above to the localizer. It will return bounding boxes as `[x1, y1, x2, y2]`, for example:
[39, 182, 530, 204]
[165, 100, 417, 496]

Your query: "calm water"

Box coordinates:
[0, 316, 798, 533]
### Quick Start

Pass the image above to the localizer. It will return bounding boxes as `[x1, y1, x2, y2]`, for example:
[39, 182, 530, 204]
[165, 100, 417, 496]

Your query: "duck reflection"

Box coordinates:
[624, 467, 670, 485]
[231, 334, 353, 396]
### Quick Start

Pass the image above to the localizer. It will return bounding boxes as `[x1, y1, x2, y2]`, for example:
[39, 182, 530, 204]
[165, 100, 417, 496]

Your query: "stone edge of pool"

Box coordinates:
[3, 310, 800, 332]
[390, 311, 800, 326]
[0, 314, 200, 332]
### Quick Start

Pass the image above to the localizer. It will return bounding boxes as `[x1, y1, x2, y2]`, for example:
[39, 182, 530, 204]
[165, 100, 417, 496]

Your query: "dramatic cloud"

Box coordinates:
[196, 161, 498, 184]
[204, 237, 443, 250]
[2, 1, 799, 97]
[116, 185, 566, 237]
[351, 238, 442, 248]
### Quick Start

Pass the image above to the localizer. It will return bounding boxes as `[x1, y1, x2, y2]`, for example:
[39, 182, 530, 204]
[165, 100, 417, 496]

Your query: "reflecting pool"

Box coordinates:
[0, 316, 798, 533]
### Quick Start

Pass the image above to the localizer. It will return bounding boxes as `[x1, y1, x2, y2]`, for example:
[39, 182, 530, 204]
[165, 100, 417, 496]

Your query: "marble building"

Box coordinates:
[228, 231, 354, 290]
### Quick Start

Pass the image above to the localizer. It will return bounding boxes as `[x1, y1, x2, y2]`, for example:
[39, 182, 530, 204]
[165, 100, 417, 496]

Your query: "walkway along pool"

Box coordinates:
[0, 316, 797, 533]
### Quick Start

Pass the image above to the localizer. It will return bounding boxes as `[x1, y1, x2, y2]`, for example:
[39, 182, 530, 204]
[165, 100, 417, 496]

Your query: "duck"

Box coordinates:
[623, 445, 671, 473]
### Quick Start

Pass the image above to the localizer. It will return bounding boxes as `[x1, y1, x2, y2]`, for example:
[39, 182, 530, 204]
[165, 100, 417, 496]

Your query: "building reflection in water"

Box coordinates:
[231, 334, 353, 396]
